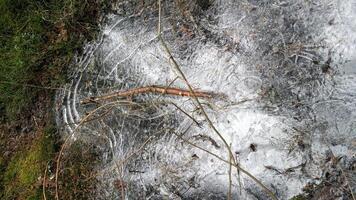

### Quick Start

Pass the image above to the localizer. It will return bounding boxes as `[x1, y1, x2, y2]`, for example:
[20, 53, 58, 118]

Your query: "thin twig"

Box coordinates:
[170, 102, 201, 127]
[228, 143, 233, 200]
[0, 80, 67, 91]
[55, 100, 124, 200]
[158, 0, 240, 167]
[43, 161, 49, 200]
[236, 153, 242, 195]
[113, 136, 154, 200]
[157, 1, 277, 199]
[172, 131, 277, 198]
[82, 130, 165, 182]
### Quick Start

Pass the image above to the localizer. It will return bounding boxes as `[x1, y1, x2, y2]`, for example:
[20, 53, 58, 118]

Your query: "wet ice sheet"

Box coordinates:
[56, 0, 356, 199]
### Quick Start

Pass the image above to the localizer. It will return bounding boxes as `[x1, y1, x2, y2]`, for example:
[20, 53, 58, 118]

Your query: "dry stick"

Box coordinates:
[170, 102, 201, 127]
[55, 100, 124, 200]
[80, 85, 214, 104]
[150, 76, 179, 112]
[157, 0, 239, 165]
[157, 1, 277, 199]
[236, 154, 242, 195]
[228, 143, 233, 200]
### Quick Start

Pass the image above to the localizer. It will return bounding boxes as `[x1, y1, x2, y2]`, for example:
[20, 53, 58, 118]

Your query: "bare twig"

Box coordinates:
[0, 80, 67, 91]
[43, 161, 49, 200]
[116, 136, 153, 168]
[228, 143, 233, 200]
[172, 131, 278, 198]
[81, 85, 215, 104]
[55, 100, 124, 200]
[112, 135, 154, 200]
[170, 102, 201, 127]
[236, 153, 242, 195]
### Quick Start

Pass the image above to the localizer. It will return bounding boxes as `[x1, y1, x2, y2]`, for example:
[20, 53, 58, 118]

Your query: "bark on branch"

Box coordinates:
[81, 85, 215, 104]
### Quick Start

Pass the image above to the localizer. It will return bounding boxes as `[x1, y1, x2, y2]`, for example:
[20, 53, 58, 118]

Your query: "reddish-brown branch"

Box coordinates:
[81, 85, 215, 104]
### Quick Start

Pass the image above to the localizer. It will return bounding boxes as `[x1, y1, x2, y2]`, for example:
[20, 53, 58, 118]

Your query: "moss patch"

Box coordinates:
[1, 127, 55, 200]
[0, 0, 111, 199]
[0, 0, 111, 120]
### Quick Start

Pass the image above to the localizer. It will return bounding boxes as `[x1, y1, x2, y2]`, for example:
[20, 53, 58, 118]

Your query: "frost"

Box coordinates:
[56, 0, 356, 199]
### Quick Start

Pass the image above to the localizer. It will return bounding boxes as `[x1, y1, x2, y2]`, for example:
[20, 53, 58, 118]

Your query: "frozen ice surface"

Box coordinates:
[56, 0, 356, 199]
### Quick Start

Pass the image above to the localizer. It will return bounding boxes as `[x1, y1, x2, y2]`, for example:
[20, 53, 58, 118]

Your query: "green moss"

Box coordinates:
[2, 129, 54, 200]
[0, 0, 109, 198]
[0, 0, 44, 118]
[0, 0, 110, 120]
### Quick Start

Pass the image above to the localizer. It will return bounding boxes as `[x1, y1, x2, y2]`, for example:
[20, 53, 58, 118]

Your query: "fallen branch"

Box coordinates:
[81, 85, 216, 104]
